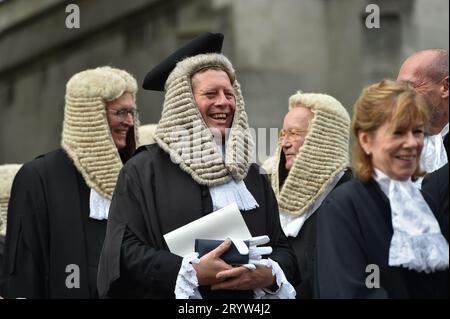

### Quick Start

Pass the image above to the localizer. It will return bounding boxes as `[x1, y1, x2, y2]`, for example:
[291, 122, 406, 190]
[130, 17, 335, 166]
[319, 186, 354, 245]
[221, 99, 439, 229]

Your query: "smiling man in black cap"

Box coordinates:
[97, 33, 299, 299]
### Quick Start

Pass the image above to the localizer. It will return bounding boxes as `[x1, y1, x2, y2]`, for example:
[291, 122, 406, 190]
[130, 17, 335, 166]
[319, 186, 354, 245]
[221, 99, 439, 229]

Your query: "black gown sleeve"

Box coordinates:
[422, 163, 449, 242]
[98, 164, 182, 298]
[116, 225, 183, 298]
[2, 163, 49, 298]
[314, 190, 388, 298]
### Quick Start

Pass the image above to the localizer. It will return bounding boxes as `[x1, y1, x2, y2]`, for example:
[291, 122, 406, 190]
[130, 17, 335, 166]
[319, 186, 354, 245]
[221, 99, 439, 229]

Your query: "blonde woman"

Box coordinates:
[315, 80, 448, 298]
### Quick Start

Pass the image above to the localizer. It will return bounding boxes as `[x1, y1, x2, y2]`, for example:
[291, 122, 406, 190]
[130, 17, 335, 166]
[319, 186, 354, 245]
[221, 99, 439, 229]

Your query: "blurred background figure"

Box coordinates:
[315, 80, 448, 298]
[0, 164, 22, 237]
[261, 155, 276, 175]
[0, 163, 22, 292]
[271, 91, 352, 298]
[2, 66, 139, 299]
[138, 123, 158, 146]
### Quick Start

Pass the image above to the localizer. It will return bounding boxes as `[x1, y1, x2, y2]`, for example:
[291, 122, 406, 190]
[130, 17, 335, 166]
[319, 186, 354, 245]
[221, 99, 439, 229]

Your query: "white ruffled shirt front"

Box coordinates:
[374, 169, 449, 273]
[280, 171, 345, 238]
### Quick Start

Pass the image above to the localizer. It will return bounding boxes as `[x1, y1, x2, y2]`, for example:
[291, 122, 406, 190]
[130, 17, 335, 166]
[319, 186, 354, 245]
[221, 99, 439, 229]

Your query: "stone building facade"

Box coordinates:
[0, 0, 448, 164]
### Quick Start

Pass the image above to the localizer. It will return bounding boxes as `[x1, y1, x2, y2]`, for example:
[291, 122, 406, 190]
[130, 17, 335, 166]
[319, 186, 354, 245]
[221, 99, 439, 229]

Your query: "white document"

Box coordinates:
[163, 202, 252, 257]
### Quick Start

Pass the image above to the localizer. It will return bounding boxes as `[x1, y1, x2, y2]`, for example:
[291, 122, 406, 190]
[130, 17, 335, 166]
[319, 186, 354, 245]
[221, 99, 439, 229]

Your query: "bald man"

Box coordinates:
[397, 49, 449, 176]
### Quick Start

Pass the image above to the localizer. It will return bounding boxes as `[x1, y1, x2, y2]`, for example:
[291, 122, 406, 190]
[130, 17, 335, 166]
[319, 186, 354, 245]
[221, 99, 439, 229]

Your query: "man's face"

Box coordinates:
[281, 106, 314, 171]
[397, 53, 448, 135]
[192, 69, 236, 138]
[105, 92, 135, 150]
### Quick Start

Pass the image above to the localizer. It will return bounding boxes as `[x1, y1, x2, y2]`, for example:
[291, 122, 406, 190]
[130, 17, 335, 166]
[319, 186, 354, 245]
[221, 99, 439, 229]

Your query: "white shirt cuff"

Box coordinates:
[174, 252, 202, 299]
[254, 258, 296, 299]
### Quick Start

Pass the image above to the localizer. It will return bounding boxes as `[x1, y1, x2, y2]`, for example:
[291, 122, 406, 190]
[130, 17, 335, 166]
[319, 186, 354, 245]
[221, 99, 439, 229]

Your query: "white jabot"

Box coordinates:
[420, 123, 448, 174]
[89, 188, 111, 220]
[209, 179, 259, 211]
[280, 171, 345, 237]
[209, 143, 259, 211]
[374, 169, 449, 273]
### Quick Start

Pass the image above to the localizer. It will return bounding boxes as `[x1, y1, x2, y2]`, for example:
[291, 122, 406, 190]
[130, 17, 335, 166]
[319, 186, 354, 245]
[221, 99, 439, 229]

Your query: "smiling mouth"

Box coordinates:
[116, 130, 128, 136]
[395, 155, 416, 161]
[209, 113, 228, 121]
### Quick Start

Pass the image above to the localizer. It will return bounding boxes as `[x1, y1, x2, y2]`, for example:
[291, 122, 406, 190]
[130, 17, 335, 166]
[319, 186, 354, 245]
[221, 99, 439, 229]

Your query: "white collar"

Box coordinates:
[89, 188, 111, 220]
[208, 142, 259, 212]
[419, 124, 448, 175]
[440, 123, 449, 137]
[280, 170, 345, 237]
[374, 169, 449, 273]
[209, 179, 259, 211]
[209, 179, 259, 212]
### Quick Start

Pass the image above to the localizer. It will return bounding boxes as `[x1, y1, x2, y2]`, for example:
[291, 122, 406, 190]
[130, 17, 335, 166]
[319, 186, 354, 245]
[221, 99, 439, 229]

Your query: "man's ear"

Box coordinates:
[440, 75, 449, 99]
[358, 130, 372, 155]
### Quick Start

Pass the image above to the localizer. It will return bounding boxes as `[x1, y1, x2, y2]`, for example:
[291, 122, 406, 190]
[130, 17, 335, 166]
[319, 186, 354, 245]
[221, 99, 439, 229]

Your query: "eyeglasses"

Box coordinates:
[279, 128, 308, 141]
[107, 108, 138, 120]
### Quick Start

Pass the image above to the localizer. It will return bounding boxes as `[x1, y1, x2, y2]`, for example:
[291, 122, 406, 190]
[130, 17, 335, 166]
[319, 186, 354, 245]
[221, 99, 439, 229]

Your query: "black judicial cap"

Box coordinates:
[142, 32, 224, 91]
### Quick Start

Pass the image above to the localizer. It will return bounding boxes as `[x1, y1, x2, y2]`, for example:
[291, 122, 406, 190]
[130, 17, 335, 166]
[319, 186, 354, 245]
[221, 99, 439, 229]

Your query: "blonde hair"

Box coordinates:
[352, 79, 429, 182]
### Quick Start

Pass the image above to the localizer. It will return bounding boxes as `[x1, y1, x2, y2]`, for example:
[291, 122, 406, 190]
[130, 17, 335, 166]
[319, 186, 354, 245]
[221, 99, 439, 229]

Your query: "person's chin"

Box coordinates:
[392, 170, 414, 181]
[208, 126, 227, 138]
[114, 140, 127, 150]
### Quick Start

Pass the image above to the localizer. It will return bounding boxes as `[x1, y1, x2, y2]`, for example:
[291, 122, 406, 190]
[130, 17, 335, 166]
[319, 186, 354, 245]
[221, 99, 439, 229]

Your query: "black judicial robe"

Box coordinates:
[0, 237, 4, 292]
[97, 144, 299, 299]
[422, 163, 449, 241]
[314, 178, 449, 299]
[1, 149, 106, 298]
[289, 169, 352, 299]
